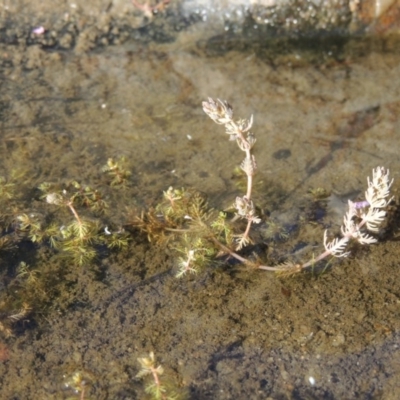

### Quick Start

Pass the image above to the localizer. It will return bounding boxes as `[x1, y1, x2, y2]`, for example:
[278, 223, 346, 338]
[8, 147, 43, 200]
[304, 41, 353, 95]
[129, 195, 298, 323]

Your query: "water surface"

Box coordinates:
[1, 32, 400, 398]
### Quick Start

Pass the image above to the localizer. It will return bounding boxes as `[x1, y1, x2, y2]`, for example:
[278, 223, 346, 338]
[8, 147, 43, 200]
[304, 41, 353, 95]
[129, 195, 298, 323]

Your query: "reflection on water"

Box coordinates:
[1, 33, 400, 398]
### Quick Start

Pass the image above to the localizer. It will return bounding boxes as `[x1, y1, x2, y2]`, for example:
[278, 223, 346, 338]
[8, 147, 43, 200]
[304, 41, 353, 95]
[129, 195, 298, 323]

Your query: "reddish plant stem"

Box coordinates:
[67, 201, 82, 226]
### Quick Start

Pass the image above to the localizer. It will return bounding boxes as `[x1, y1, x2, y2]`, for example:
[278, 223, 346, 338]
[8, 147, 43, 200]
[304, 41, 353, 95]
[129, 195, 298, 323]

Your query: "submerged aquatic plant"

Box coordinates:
[0, 158, 134, 339]
[139, 98, 394, 277]
[135, 99, 284, 275]
[204, 99, 394, 274]
[136, 351, 183, 400]
[63, 369, 95, 400]
[268, 166, 393, 273]
[46, 181, 129, 265]
[135, 187, 235, 277]
[203, 98, 260, 250]
[17, 180, 129, 266]
[101, 156, 131, 187]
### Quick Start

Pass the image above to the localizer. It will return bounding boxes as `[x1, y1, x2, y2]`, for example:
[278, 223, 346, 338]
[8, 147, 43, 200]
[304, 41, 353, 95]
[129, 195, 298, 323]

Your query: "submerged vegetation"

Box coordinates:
[136, 99, 395, 277]
[134, 187, 237, 277]
[0, 162, 132, 338]
[15, 179, 130, 266]
[0, 99, 396, 398]
[0, 101, 393, 315]
[36, 180, 129, 265]
[0, 101, 395, 328]
[136, 352, 185, 400]
[63, 369, 95, 400]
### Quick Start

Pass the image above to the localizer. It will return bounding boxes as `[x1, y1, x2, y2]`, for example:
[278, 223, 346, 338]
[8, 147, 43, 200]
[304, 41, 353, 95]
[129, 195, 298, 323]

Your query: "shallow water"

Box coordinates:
[1, 32, 400, 399]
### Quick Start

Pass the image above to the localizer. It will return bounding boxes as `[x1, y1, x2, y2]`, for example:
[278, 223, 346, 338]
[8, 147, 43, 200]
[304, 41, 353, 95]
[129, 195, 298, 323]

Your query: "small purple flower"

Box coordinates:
[353, 200, 370, 209]
[32, 26, 45, 35]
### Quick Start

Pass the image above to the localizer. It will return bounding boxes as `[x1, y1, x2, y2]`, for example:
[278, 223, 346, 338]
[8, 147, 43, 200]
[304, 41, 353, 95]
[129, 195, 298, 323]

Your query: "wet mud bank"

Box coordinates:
[1, 0, 399, 53]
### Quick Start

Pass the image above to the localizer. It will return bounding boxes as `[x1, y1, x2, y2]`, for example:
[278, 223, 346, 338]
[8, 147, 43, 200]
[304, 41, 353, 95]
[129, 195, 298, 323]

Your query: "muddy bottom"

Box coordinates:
[0, 26, 400, 399]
